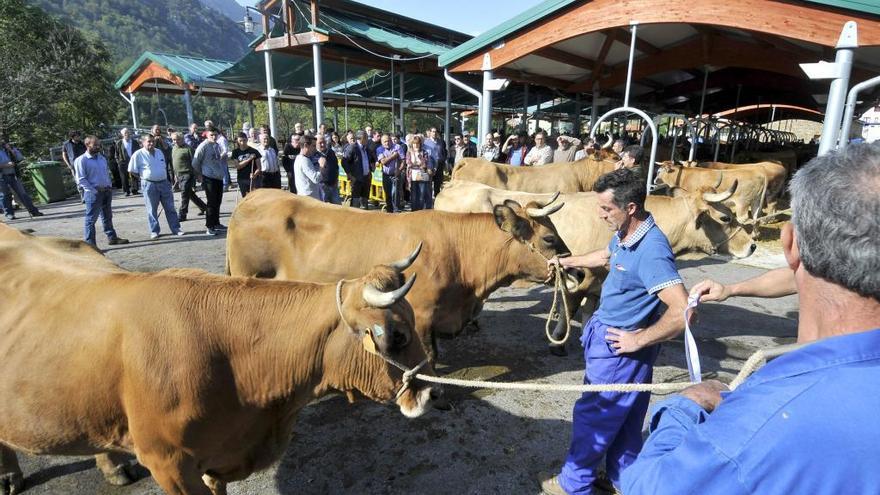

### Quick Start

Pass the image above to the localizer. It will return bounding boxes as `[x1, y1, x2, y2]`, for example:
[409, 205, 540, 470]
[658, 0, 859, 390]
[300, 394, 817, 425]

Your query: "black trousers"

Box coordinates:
[350, 177, 370, 208]
[115, 160, 132, 193]
[433, 167, 444, 197]
[202, 177, 223, 228]
[258, 171, 282, 189]
[177, 173, 207, 218]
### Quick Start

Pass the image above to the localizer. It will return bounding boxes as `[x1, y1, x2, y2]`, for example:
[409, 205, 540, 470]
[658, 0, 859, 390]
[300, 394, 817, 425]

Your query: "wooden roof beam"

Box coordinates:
[493, 68, 574, 92]
[535, 47, 595, 71]
[448, 0, 880, 73]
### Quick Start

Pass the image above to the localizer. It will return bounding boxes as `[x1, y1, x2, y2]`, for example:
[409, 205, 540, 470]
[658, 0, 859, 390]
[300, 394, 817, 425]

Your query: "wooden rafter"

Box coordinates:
[534, 47, 595, 71]
[493, 68, 574, 93]
[448, 0, 880, 73]
[124, 61, 189, 93]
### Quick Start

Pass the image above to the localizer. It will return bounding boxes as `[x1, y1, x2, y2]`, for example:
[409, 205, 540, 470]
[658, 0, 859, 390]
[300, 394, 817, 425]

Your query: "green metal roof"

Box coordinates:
[319, 11, 453, 57]
[438, 0, 880, 68]
[114, 51, 236, 90]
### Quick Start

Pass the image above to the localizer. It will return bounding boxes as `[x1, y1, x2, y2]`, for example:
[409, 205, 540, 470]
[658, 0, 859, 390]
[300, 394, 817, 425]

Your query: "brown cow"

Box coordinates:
[435, 181, 755, 353]
[654, 162, 768, 224]
[225, 189, 577, 356]
[0, 226, 435, 495]
[684, 161, 787, 215]
[451, 155, 617, 193]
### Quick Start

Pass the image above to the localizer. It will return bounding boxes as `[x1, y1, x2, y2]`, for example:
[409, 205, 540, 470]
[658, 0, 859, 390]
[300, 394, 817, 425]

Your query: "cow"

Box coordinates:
[435, 181, 756, 354]
[684, 161, 787, 216]
[451, 154, 617, 193]
[0, 225, 436, 495]
[654, 162, 768, 224]
[225, 189, 578, 357]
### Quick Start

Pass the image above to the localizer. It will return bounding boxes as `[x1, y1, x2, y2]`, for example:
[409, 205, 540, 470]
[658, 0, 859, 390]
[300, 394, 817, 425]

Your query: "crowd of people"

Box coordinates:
[45, 122, 651, 248]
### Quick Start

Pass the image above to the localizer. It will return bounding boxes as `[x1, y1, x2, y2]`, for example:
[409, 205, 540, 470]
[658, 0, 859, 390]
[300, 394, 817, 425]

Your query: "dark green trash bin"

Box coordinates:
[26, 161, 69, 204]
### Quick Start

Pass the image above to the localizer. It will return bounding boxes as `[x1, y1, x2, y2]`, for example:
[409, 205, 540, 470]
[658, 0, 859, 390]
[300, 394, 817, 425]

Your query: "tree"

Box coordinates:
[0, 0, 117, 156]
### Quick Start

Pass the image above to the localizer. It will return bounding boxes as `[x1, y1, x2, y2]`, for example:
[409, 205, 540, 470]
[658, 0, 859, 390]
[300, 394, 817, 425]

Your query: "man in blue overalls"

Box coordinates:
[541, 168, 689, 495]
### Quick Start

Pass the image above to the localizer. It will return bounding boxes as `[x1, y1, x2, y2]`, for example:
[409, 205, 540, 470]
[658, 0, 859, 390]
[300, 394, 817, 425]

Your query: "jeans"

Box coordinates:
[142, 180, 181, 235]
[0, 173, 39, 217]
[177, 173, 207, 218]
[382, 174, 399, 212]
[321, 184, 341, 204]
[559, 316, 660, 494]
[83, 189, 118, 245]
[410, 181, 433, 211]
[202, 177, 224, 228]
[222, 162, 232, 188]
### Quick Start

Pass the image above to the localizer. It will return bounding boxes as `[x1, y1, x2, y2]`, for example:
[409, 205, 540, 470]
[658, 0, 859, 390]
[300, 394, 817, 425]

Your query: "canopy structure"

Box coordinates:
[439, 0, 880, 126]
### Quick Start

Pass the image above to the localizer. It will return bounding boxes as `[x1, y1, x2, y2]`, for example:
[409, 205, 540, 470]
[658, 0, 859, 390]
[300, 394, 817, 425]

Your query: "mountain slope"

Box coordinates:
[202, 0, 246, 23]
[30, 0, 255, 73]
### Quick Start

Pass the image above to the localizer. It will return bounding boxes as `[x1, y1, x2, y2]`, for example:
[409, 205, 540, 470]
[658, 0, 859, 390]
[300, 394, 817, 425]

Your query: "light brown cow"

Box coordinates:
[654, 162, 768, 223]
[684, 161, 787, 215]
[451, 155, 617, 193]
[435, 181, 756, 352]
[225, 189, 577, 356]
[0, 226, 435, 495]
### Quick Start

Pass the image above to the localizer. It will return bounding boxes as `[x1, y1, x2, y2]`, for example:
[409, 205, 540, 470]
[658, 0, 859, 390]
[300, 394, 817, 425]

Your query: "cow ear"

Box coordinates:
[493, 204, 531, 240]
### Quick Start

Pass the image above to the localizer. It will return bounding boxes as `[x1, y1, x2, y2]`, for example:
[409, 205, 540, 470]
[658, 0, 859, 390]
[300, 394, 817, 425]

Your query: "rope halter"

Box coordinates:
[335, 279, 430, 400]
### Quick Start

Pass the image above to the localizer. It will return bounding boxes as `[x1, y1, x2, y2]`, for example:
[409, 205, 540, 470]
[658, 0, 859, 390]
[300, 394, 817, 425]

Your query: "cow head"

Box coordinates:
[327, 245, 437, 418]
[670, 182, 757, 258]
[493, 196, 580, 289]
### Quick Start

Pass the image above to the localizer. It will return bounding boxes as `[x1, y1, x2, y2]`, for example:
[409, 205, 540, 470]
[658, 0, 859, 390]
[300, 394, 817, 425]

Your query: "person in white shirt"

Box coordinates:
[294, 135, 323, 200]
[524, 131, 554, 166]
[254, 133, 281, 189]
[128, 134, 183, 239]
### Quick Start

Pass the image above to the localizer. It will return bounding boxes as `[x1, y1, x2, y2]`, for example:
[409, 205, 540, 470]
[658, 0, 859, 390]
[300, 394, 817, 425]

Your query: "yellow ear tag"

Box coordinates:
[362, 329, 379, 355]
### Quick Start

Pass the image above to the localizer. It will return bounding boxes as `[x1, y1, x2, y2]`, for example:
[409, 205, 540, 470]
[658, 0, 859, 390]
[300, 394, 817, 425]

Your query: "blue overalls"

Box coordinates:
[558, 215, 683, 494]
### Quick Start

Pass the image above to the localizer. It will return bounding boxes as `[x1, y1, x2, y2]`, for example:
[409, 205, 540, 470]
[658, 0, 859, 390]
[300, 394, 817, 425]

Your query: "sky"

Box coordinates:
[235, 0, 540, 36]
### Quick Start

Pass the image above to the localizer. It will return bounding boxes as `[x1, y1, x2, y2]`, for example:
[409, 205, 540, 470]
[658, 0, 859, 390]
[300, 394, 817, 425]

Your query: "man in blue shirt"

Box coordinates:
[622, 142, 880, 495]
[73, 136, 128, 247]
[376, 133, 403, 213]
[541, 168, 688, 495]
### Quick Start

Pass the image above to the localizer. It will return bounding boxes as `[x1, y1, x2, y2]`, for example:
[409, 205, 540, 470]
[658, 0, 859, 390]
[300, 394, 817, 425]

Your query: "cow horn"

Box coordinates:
[388, 242, 422, 271]
[363, 274, 418, 308]
[527, 201, 565, 218]
[540, 191, 561, 208]
[602, 134, 613, 149]
[702, 179, 739, 203]
[713, 171, 724, 189]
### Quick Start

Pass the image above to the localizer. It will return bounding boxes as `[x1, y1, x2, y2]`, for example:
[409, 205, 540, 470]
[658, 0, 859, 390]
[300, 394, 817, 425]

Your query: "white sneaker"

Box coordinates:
[205, 228, 217, 236]
[150, 232, 159, 240]
[175, 230, 185, 236]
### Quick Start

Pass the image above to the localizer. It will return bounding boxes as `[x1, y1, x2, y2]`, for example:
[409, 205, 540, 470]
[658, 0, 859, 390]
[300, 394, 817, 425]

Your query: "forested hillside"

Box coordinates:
[31, 0, 254, 72]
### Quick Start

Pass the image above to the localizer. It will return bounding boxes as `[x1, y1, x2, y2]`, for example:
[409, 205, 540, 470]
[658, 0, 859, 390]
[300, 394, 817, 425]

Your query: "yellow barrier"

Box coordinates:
[337, 168, 386, 203]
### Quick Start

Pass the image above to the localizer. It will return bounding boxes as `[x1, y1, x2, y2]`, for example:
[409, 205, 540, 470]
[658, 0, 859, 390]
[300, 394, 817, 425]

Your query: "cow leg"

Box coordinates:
[0, 444, 23, 495]
[202, 474, 227, 495]
[142, 453, 212, 495]
[95, 451, 134, 486]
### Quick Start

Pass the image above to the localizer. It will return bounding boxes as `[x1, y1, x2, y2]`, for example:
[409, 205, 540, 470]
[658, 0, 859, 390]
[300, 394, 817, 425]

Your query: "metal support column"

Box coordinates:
[729, 84, 742, 162]
[119, 92, 138, 130]
[623, 22, 638, 108]
[399, 71, 405, 134]
[312, 43, 325, 130]
[574, 93, 582, 134]
[591, 82, 599, 133]
[480, 69, 494, 148]
[343, 58, 349, 131]
[522, 84, 530, 132]
[817, 21, 858, 156]
[444, 81, 451, 142]
[183, 88, 194, 125]
[247, 100, 255, 128]
[264, 51, 277, 138]
[839, 74, 880, 149]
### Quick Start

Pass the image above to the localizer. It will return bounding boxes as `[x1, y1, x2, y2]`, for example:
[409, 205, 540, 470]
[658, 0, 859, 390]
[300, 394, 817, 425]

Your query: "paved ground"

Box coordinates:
[3, 189, 798, 494]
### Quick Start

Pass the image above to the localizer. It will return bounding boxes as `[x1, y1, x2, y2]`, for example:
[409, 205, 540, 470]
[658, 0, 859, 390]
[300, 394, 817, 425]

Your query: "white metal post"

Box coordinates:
[399, 71, 405, 134]
[839, 74, 880, 150]
[248, 100, 255, 129]
[444, 80, 451, 143]
[591, 106, 659, 191]
[818, 22, 858, 155]
[522, 83, 530, 132]
[591, 81, 599, 132]
[343, 58, 349, 131]
[183, 88, 194, 125]
[623, 22, 639, 108]
[264, 51, 277, 138]
[312, 43, 324, 131]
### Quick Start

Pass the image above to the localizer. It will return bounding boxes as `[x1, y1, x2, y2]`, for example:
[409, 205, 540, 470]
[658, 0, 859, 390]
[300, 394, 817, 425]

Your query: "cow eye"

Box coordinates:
[718, 214, 731, 224]
[542, 234, 556, 245]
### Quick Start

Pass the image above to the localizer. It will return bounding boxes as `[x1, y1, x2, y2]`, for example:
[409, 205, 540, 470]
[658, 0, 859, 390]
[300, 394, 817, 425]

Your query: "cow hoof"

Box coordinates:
[0, 472, 24, 495]
[102, 465, 134, 486]
[548, 344, 568, 357]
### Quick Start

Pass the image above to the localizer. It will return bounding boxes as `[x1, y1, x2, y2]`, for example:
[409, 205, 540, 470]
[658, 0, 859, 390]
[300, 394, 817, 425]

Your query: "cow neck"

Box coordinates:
[225, 282, 342, 409]
[451, 214, 540, 300]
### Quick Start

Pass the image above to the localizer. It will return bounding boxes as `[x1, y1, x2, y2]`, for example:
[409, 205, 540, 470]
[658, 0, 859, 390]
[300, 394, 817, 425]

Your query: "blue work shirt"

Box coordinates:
[73, 151, 111, 193]
[593, 214, 682, 329]
[623, 328, 880, 495]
